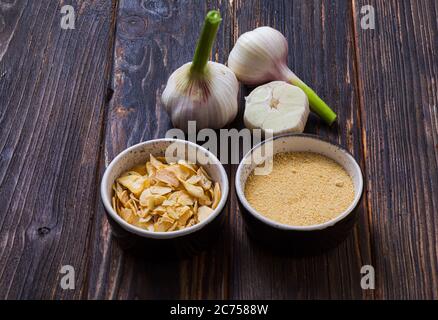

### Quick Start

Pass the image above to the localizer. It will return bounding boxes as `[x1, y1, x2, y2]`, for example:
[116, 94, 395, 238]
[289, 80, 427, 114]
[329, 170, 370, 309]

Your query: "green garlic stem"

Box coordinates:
[190, 10, 222, 76]
[290, 78, 337, 125]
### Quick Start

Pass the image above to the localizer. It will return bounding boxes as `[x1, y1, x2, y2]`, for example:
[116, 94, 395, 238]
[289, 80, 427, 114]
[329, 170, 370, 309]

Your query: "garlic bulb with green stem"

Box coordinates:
[162, 11, 238, 131]
[228, 26, 337, 125]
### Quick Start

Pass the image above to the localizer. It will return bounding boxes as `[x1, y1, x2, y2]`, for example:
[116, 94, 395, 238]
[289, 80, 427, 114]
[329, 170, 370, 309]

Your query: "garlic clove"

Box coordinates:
[244, 81, 309, 135]
[243, 102, 270, 129]
[245, 85, 271, 103]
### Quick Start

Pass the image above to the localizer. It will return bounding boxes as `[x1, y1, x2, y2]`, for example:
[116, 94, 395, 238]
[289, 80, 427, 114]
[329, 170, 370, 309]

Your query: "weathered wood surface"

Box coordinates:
[353, 0, 438, 299]
[0, 0, 437, 299]
[0, 0, 117, 298]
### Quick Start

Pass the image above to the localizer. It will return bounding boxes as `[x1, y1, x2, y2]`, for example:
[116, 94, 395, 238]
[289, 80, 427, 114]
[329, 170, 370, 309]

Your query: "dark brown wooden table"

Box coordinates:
[0, 0, 437, 299]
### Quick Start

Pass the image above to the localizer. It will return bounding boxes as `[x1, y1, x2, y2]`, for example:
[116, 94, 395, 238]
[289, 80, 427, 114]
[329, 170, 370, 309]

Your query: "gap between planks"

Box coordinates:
[350, 0, 376, 299]
[81, 0, 120, 300]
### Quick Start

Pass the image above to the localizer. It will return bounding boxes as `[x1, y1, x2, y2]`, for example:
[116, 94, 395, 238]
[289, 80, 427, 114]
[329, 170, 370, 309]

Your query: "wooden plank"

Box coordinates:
[0, 0, 116, 299]
[231, 0, 373, 299]
[353, 0, 438, 299]
[86, 0, 234, 299]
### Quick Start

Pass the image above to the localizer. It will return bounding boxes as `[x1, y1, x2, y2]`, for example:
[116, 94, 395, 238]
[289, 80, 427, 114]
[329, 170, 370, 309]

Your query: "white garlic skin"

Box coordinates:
[162, 61, 239, 131]
[228, 26, 296, 85]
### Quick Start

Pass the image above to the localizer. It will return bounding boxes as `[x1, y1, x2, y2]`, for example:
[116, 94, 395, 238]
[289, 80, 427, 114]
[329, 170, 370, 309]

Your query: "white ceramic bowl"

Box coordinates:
[101, 139, 229, 247]
[235, 134, 364, 253]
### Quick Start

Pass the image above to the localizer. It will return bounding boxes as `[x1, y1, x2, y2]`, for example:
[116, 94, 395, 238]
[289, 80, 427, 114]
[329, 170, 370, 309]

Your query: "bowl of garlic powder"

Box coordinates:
[235, 134, 363, 254]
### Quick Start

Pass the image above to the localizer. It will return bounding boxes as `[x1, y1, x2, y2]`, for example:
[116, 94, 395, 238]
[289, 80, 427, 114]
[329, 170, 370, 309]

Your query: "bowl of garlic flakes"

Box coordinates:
[100, 138, 228, 256]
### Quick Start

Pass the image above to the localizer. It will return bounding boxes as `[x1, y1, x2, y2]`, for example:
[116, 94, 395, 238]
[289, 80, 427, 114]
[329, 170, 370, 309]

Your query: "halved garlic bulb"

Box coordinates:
[244, 81, 309, 135]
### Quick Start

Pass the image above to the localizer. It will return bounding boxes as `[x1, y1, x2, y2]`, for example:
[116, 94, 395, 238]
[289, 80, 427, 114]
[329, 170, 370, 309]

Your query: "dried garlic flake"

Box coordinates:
[111, 155, 221, 232]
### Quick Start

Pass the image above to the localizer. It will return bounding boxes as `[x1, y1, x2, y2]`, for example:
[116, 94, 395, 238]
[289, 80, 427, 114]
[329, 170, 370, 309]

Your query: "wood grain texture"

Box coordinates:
[0, 0, 116, 299]
[1, 0, 437, 300]
[353, 0, 438, 299]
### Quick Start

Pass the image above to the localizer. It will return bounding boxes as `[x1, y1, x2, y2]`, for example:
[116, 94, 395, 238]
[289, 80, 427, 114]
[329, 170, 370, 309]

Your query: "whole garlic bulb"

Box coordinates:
[162, 61, 238, 131]
[228, 27, 293, 86]
[228, 26, 337, 125]
[161, 10, 238, 132]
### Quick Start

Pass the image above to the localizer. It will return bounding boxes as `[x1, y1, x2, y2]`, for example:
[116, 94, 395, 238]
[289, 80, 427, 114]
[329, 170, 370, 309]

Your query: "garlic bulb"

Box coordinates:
[162, 61, 238, 131]
[161, 11, 238, 132]
[228, 26, 337, 125]
[244, 81, 309, 135]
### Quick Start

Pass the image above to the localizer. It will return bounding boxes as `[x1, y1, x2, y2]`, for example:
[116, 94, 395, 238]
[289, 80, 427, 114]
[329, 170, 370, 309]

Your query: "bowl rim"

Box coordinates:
[100, 138, 229, 239]
[235, 133, 364, 231]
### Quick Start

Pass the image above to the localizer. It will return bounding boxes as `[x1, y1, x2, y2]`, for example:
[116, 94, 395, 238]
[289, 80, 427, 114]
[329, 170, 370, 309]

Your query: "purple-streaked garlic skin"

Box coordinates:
[161, 61, 239, 132]
[228, 26, 297, 85]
